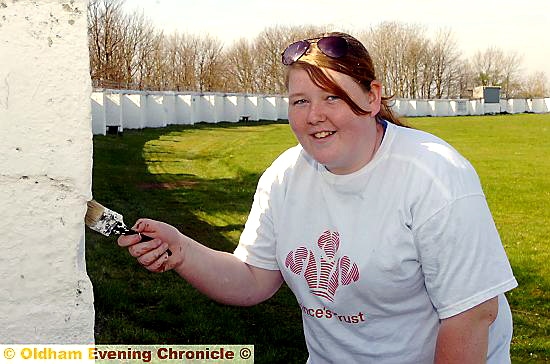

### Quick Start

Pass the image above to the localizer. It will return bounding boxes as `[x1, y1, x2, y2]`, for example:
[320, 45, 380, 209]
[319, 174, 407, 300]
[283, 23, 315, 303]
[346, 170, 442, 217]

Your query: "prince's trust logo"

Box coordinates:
[285, 230, 360, 302]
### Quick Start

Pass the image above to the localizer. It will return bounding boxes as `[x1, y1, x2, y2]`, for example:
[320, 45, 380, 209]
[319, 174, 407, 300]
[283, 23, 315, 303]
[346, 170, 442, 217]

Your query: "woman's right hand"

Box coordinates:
[117, 218, 187, 273]
[119, 220, 285, 306]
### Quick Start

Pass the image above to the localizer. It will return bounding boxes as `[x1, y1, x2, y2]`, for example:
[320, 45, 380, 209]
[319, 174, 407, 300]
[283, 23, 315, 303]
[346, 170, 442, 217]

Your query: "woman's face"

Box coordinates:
[287, 67, 381, 175]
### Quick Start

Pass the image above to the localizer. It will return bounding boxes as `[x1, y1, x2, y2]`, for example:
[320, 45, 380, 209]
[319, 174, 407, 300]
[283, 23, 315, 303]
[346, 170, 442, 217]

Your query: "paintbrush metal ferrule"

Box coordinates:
[86, 201, 172, 256]
[88, 206, 127, 237]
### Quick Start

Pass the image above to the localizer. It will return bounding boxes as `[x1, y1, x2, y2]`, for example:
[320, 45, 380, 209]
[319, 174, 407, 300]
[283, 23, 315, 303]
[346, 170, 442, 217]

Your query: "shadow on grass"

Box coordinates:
[86, 122, 307, 363]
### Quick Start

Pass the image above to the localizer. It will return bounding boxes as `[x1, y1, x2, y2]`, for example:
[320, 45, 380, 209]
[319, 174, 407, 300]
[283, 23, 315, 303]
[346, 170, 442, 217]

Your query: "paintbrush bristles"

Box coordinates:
[85, 199, 106, 227]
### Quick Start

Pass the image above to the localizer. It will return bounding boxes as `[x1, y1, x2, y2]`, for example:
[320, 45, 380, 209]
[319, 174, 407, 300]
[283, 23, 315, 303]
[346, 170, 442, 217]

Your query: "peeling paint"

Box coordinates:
[61, 1, 82, 15]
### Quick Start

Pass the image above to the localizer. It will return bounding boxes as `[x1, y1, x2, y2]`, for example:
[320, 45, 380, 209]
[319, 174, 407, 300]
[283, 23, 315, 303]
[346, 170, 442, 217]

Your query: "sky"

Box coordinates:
[123, 0, 550, 78]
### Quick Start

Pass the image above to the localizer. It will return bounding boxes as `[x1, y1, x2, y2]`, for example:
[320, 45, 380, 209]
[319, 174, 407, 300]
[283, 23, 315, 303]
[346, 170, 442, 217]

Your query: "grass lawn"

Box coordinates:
[87, 113, 550, 363]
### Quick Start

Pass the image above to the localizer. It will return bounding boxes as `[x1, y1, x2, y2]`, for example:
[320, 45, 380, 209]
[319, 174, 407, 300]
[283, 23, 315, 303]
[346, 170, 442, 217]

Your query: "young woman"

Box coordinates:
[118, 32, 517, 363]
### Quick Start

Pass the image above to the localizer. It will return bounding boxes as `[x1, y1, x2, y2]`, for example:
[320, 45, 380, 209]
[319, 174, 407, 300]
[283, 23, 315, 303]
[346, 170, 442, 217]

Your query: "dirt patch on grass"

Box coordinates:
[138, 180, 198, 190]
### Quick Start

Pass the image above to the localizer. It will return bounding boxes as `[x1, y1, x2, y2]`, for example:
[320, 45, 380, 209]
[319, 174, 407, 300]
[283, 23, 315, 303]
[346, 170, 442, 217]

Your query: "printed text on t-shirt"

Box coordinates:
[299, 302, 367, 324]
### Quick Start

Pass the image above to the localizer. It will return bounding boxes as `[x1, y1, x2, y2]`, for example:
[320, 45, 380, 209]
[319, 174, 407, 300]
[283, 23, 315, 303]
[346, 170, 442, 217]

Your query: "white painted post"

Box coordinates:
[509, 99, 527, 114]
[526, 99, 533, 113]
[260, 96, 278, 121]
[474, 100, 485, 115]
[531, 98, 548, 113]
[91, 91, 106, 135]
[393, 99, 407, 117]
[104, 91, 123, 133]
[191, 94, 203, 124]
[432, 99, 451, 117]
[121, 92, 146, 129]
[214, 94, 225, 122]
[0, 0, 94, 343]
[417, 100, 430, 117]
[467, 100, 476, 115]
[245, 96, 259, 121]
[224, 94, 239, 122]
[176, 93, 193, 124]
[146, 93, 167, 128]
[163, 92, 176, 125]
[519, 99, 528, 113]
[500, 99, 510, 114]
[427, 100, 436, 117]
[198, 94, 216, 123]
[276, 96, 289, 120]
[406, 100, 418, 117]
[236, 95, 247, 120]
[451, 100, 468, 116]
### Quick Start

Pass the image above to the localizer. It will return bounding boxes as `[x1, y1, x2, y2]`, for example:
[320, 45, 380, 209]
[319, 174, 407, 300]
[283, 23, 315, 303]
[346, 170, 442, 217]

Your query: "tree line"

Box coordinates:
[88, 0, 548, 99]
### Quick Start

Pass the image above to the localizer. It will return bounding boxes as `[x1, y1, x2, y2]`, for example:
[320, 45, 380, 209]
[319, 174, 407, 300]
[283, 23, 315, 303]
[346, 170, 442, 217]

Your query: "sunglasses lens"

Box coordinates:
[282, 40, 310, 65]
[317, 36, 348, 58]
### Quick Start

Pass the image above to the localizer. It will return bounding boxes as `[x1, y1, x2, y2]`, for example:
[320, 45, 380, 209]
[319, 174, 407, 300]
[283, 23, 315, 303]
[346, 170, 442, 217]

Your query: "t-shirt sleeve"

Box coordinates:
[233, 166, 281, 271]
[413, 194, 517, 319]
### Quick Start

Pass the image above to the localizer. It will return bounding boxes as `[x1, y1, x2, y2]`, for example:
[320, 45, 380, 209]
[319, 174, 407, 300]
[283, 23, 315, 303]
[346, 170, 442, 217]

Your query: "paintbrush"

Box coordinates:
[85, 199, 171, 255]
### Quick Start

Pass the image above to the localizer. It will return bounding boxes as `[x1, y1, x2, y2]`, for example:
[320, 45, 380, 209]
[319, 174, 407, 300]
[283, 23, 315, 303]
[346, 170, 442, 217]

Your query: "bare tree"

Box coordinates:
[194, 35, 225, 92]
[88, 0, 162, 90]
[402, 33, 431, 99]
[362, 22, 403, 97]
[88, 0, 127, 86]
[88, 5, 539, 98]
[366, 23, 465, 99]
[519, 71, 548, 98]
[131, 27, 159, 89]
[454, 59, 476, 98]
[254, 25, 330, 94]
[118, 10, 156, 88]
[500, 51, 523, 98]
[136, 31, 168, 90]
[254, 26, 295, 94]
[362, 22, 434, 99]
[164, 32, 198, 91]
[224, 38, 259, 93]
[471, 46, 523, 98]
[472, 47, 501, 86]
[430, 29, 461, 98]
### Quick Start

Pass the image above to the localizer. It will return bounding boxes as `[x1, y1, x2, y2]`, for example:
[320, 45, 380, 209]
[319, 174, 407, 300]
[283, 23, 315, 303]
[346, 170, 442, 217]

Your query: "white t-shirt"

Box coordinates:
[234, 121, 517, 363]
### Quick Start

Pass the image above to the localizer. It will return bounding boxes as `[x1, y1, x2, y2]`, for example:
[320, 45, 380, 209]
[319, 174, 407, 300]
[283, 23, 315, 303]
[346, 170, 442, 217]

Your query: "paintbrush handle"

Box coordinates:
[125, 230, 173, 256]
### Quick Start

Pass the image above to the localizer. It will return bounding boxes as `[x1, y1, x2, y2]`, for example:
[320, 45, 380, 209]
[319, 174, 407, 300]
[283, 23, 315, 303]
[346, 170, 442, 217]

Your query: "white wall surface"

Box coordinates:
[0, 0, 94, 343]
[121, 93, 147, 129]
[91, 92, 106, 135]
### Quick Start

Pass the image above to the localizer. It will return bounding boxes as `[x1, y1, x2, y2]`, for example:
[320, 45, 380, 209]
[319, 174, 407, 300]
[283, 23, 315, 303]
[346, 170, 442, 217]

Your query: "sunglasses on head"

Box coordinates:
[281, 36, 348, 65]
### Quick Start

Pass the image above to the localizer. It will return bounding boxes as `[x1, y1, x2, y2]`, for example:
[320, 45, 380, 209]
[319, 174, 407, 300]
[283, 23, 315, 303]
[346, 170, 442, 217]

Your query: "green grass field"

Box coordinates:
[87, 113, 550, 363]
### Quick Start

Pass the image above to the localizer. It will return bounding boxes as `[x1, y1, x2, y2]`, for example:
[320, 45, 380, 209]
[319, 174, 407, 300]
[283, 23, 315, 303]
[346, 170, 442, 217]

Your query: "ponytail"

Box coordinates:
[376, 96, 408, 127]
